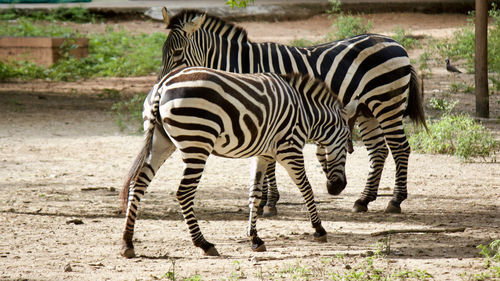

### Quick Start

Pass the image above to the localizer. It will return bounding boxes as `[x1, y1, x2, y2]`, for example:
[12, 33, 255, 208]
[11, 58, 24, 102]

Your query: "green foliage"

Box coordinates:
[0, 17, 80, 37]
[0, 24, 165, 81]
[326, 0, 342, 16]
[449, 82, 474, 94]
[462, 240, 500, 280]
[111, 94, 145, 132]
[0, 7, 97, 23]
[408, 103, 499, 161]
[290, 38, 318, 47]
[391, 26, 420, 49]
[226, 0, 254, 9]
[329, 13, 372, 40]
[432, 4, 500, 73]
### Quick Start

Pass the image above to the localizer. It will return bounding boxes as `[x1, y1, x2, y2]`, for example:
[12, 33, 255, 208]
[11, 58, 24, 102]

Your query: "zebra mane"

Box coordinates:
[279, 73, 341, 105]
[167, 9, 249, 42]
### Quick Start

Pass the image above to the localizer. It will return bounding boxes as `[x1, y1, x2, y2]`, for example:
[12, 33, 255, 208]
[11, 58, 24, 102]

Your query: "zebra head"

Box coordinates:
[324, 99, 358, 196]
[158, 8, 207, 80]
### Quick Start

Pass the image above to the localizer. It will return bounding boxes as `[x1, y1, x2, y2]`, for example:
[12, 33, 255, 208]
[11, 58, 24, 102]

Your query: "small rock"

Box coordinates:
[344, 264, 352, 270]
[365, 250, 374, 257]
[66, 219, 84, 225]
[64, 263, 72, 272]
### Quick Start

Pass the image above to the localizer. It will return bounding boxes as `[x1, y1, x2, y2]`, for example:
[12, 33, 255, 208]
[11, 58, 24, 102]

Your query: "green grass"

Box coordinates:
[0, 24, 165, 81]
[391, 26, 420, 49]
[0, 17, 81, 37]
[408, 101, 499, 161]
[431, 4, 500, 74]
[111, 93, 145, 132]
[0, 6, 97, 22]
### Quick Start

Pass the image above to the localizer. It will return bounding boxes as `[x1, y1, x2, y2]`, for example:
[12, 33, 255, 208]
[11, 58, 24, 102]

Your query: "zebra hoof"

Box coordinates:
[352, 200, 368, 213]
[385, 202, 402, 214]
[262, 206, 277, 217]
[314, 234, 327, 243]
[203, 246, 220, 256]
[121, 247, 136, 258]
[251, 243, 266, 252]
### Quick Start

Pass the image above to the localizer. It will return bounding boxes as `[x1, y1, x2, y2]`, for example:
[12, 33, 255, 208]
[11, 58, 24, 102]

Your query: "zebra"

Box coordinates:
[120, 66, 356, 257]
[157, 8, 427, 215]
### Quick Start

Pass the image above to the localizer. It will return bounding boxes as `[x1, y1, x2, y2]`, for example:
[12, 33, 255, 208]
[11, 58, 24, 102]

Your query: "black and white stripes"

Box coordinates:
[120, 67, 354, 257]
[158, 9, 427, 214]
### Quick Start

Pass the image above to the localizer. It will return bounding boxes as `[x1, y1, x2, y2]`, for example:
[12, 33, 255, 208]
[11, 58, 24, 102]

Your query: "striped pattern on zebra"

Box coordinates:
[120, 67, 356, 257]
[158, 8, 427, 215]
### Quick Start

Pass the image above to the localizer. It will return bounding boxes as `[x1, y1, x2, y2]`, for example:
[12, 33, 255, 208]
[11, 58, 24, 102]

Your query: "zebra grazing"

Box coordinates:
[120, 67, 355, 257]
[158, 8, 427, 215]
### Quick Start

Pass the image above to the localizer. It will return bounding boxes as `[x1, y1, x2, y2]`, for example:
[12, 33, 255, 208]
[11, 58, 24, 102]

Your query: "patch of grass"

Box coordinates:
[0, 24, 165, 81]
[290, 38, 318, 47]
[325, 0, 372, 40]
[111, 94, 145, 132]
[329, 13, 373, 40]
[462, 240, 500, 280]
[408, 101, 499, 161]
[391, 26, 420, 49]
[432, 4, 500, 74]
[0, 6, 97, 23]
[450, 82, 475, 94]
[0, 17, 81, 37]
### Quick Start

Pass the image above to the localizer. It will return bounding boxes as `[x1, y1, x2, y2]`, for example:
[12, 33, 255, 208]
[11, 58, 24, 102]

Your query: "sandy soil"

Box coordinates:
[1, 13, 499, 281]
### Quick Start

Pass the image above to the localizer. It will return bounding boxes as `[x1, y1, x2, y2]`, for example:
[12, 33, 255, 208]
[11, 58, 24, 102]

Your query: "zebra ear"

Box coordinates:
[162, 7, 170, 28]
[344, 99, 358, 120]
[183, 14, 206, 35]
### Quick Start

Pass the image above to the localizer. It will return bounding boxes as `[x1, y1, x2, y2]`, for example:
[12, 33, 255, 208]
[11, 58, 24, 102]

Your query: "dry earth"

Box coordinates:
[0, 13, 499, 281]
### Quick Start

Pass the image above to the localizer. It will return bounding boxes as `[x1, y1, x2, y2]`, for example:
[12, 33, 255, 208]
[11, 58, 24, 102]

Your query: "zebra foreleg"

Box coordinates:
[353, 116, 388, 213]
[278, 152, 327, 242]
[122, 130, 176, 258]
[248, 156, 272, 252]
[258, 161, 279, 217]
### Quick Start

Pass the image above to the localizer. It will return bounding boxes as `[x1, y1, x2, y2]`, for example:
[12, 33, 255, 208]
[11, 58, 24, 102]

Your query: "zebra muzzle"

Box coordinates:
[326, 178, 346, 195]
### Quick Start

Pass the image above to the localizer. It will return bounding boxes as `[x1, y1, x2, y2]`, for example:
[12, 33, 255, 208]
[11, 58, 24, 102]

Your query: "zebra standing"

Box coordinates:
[157, 9, 427, 215]
[120, 67, 355, 257]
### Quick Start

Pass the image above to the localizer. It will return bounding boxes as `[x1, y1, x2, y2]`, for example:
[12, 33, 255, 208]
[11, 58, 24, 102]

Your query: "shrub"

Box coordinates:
[391, 26, 420, 49]
[0, 7, 97, 23]
[408, 113, 498, 161]
[329, 14, 373, 40]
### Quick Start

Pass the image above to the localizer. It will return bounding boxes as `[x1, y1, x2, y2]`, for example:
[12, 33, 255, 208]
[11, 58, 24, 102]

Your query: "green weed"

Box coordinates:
[450, 82, 475, 94]
[408, 107, 499, 161]
[329, 13, 373, 40]
[111, 94, 145, 132]
[391, 26, 420, 49]
[0, 24, 165, 81]
[0, 17, 81, 37]
[0, 6, 97, 23]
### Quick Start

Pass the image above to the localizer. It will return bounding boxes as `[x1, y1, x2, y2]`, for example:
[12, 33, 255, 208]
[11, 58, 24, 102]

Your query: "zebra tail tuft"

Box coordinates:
[404, 66, 428, 133]
[119, 90, 160, 213]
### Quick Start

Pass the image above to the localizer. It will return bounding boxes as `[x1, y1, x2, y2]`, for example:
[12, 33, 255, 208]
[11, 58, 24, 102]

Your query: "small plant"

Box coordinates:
[449, 82, 475, 94]
[226, 0, 254, 9]
[329, 13, 373, 40]
[428, 97, 458, 114]
[408, 111, 499, 161]
[391, 27, 420, 49]
[111, 94, 145, 132]
[326, 0, 342, 16]
[290, 38, 318, 47]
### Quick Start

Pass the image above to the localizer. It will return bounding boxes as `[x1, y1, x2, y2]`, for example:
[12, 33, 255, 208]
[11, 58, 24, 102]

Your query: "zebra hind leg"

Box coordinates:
[177, 153, 220, 256]
[248, 156, 272, 252]
[122, 129, 176, 258]
[353, 115, 388, 213]
[278, 152, 327, 242]
[383, 121, 410, 214]
[261, 161, 279, 217]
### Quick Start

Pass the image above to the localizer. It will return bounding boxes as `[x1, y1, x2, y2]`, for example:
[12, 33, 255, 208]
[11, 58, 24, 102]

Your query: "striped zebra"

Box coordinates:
[158, 9, 427, 215]
[120, 67, 356, 257]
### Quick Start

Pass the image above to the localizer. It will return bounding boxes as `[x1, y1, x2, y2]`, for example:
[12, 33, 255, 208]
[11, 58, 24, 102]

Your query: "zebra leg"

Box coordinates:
[247, 156, 272, 252]
[256, 165, 269, 216]
[261, 161, 279, 217]
[278, 152, 327, 242]
[383, 120, 410, 214]
[122, 130, 176, 258]
[176, 153, 220, 256]
[353, 115, 388, 213]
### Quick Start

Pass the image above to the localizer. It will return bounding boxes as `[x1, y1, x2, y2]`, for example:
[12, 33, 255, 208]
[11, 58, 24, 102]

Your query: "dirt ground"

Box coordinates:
[1, 13, 499, 281]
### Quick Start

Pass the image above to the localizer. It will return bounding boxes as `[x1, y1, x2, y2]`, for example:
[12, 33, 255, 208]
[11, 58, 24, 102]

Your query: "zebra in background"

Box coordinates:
[120, 67, 356, 257]
[157, 8, 427, 215]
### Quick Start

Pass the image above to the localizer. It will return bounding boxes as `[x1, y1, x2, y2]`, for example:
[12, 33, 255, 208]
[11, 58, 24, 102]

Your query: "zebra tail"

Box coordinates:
[404, 66, 428, 133]
[119, 91, 160, 213]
